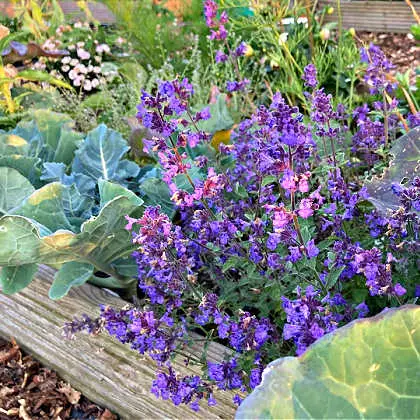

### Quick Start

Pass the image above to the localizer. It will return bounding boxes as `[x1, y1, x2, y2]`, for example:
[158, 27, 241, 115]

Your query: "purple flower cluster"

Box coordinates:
[351, 248, 406, 297]
[282, 286, 350, 355]
[352, 103, 399, 165]
[204, 0, 228, 40]
[360, 43, 397, 94]
[152, 366, 214, 411]
[66, 45, 418, 411]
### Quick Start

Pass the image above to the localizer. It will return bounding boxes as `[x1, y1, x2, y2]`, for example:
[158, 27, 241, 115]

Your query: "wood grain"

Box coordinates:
[319, 0, 420, 33]
[0, 265, 236, 419]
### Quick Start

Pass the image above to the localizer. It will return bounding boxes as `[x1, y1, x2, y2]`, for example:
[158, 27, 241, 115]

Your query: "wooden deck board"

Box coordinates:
[319, 0, 420, 33]
[0, 265, 236, 419]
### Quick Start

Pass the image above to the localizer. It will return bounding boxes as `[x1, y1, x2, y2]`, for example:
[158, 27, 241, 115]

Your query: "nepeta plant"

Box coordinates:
[66, 38, 419, 412]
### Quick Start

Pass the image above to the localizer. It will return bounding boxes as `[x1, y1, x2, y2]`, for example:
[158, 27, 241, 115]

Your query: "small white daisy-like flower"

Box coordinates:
[68, 69, 77, 80]
[61, 65, 70, 72]
[61, 56, 71, 64]
[70, 58, 79, 66]
[96, 44, 111, 54]
[91, 78, 100, 88]
[77, 49, 91, 60]
[83, 79, 92, 91]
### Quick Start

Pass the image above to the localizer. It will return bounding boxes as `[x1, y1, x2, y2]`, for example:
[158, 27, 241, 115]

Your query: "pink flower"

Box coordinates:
[297, 198, 314, 219]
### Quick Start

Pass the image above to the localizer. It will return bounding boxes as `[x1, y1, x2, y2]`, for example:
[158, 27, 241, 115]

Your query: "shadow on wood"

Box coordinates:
[0, 265, 236, 419]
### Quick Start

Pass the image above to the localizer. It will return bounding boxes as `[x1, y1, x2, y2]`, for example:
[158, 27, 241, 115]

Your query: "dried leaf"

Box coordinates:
[58, 384, 81, 404]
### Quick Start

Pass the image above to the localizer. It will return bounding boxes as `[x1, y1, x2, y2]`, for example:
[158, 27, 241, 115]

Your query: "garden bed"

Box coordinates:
[0, 266, 237, 419]
[0, 337, 116, 419]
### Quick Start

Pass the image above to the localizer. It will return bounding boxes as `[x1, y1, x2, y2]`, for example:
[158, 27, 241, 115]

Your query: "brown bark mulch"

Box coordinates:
[0, 338, 117, 420]
[357, 31, 419, 83]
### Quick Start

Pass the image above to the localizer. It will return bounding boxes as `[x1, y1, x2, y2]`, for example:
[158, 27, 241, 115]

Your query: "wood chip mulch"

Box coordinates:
[357, 32, 419, 84]
[0, 338, 117, 420]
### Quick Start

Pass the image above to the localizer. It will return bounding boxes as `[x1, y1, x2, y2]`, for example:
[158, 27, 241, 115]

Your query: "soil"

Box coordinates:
[357, 32, 419, 83]
[0, 338, 117, 420]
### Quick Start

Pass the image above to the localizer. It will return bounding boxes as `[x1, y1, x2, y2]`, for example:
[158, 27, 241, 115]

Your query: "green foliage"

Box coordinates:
[0, 111, 172, 298]
[236, 305, 420, 419]
[365, 127, 420, 214]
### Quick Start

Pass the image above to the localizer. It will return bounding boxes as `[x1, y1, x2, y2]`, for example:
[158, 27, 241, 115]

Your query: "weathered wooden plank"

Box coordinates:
[319, 0, 420, 33]
[0, 265, 236, 419]
[0, 1, 116, 24]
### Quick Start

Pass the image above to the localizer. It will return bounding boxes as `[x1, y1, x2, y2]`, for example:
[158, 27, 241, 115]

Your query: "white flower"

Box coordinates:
[116, 36, 125, 45]
[94, 56, 102, 63]
[68, 44, 75, 51]
[68, 69, 77, 80]
[70, 58, 79, 66]
[61, 65, 70, 72]
[73, 75, 85, 87]
[75, 63, 88, 74]
[93, 66, 101, 74]
[77, 42, 85, 48]
[281, 17, 294, 25]
[74, 22, 82, 28]
[96, 44, 110, 54]
[297, 16, 308, 27]
[87, 65, 94, 72]
[83, 80, 92, 91]
[91, 78, 100, 88]
[77, 49, 91, 60]
[61, 56, 71, 64]
[279, 32, 289, 45]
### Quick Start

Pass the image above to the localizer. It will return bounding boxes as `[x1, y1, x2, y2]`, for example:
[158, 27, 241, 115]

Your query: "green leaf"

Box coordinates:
[0, 216, 42, 265]
[0, 133, 30, 155]
[30, 110, 82, 165]
[197, 94, 234, 133]
[325, 266, 344, 289]
[82, 91, 113, 110]
[98, 179, 144, 208]
[0, 167, 34, 215]
[16, 69, 73, 90]
[49, 261, 94, 299]
[139, 177, 174, 217]
[365, 127, 419, 215]
[222, 256, 243, 273]
[72, 124, 140, 193]
[173, 165, 203, 193]
[118, 61, 147, 89]
[262, 175, 277, 187]
[14, 182, 73, 232]
[0, 264, 38, 294]
[411, 24, 420, 41]
[0, 155, 41, 187]
[236, 305, 420, 419]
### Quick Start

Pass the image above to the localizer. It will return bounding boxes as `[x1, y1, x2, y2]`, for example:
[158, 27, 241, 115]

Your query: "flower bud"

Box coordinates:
[327, 6, 334, 14]
[349, 27, 356, 37]
[320, 27, 330, 41]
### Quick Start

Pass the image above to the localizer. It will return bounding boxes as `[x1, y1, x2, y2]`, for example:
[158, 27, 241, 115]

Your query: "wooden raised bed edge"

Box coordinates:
[0, 265, 237, 419]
